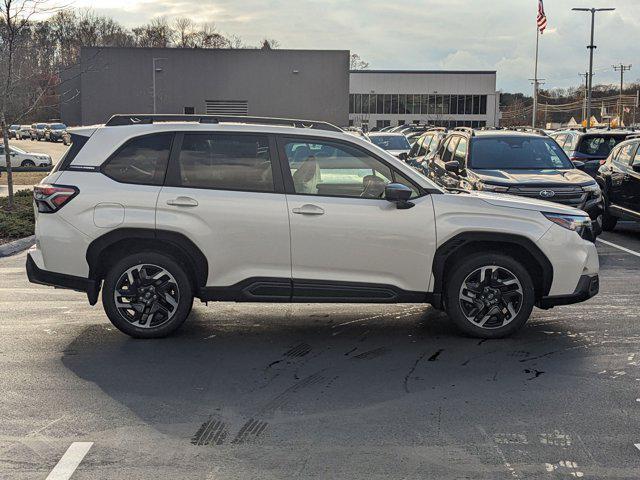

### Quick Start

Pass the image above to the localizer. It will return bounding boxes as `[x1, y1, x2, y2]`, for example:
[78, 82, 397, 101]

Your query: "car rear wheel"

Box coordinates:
[102, 252, 193, 338]
[20, 160, 35, 167]
[445, 253, 535, 338]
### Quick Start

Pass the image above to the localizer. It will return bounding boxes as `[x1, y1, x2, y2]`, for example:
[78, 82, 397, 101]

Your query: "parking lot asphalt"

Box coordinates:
[1, 229, 639, 479]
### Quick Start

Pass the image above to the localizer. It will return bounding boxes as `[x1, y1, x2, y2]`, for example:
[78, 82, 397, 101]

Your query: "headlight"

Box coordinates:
[477, 182, 509, 193]
[543, 212, 591, 231]
[582, 182, 602, 197]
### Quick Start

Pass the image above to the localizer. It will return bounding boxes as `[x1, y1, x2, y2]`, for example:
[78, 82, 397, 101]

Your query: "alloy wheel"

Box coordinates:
[113, 264, 180, 329]
[458, 265, 523, 329]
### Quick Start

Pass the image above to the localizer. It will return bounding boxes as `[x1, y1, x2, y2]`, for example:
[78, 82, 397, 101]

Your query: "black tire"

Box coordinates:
[20, 160, 35, 167]
[445, 253, 535, 339]
[102, 251, 193, 338]
[601, 211, 618, 231]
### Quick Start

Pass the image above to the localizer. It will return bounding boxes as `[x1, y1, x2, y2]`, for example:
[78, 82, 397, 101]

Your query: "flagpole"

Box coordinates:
[532, 24, 539, 128]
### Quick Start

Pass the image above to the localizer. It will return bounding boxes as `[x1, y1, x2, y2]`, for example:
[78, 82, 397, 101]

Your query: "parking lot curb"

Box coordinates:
[0, 235, 35, 258]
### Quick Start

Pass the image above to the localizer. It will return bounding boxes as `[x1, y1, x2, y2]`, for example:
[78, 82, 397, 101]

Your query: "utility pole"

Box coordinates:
[579, 72, 589, 124]
[572, 7, 615, 128]
[613, 64, 631, 126]
[532, 25, 541, 128]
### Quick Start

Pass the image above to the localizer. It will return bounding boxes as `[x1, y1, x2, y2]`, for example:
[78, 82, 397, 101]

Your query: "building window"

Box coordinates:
[421, 94, 429, 115]
[398, 119, 405, 126]
[349, 94, 355, 114]
[391, 94, 399, 114]
[376, 95, 384, 114]
[472, 96, 480, 115]
[354, 94, 362, 114]
[464, 95, 473, 115]
[399, 94, 407, 115]
[184, 106, 195, 114]
[349, 119, 354, 126]
[362, 93, 369, 114]
[428, 95, 436, 115]
[480, 95, 487, 115]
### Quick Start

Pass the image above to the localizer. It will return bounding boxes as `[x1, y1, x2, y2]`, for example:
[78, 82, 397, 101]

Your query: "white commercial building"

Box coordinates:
[349, 70, 500, 130]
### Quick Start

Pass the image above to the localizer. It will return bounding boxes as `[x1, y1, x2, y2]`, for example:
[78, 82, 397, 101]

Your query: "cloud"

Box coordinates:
[62, 0, 640, 92]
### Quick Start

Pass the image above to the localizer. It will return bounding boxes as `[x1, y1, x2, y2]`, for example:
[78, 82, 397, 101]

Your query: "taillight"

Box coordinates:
[599, 159, 607, 165]
[33, 184, 78, 213]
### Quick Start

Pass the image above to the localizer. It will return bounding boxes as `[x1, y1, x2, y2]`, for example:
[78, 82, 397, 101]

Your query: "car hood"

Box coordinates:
[465, 190, 585, 215]
[472, 168, 594, 186]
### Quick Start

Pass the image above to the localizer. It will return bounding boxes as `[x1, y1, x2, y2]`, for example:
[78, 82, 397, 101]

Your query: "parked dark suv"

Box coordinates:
[406, 128, 448, 173]
[426, 128, 604, 234]
[550, 128, 633, 177]
[596, 135, 640, 231]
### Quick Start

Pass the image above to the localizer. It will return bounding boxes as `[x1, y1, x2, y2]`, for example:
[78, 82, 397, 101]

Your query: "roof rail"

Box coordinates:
[453, 126, 475, 136]
[104, 114, 343, 132]
[567, 126, 587, 132]
[426, 127, 448, 132]
[625, 133, 640, 139]
[509, 126, 547, 136]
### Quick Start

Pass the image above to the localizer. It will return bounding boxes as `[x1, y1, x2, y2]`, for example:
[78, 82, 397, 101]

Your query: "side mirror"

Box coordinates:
[384, 183, 414, 209]
[398, 152, 408, 161]
[632, 164, 640, 173]
[572, 160, 585, 170]
[444, 160, 460, 173]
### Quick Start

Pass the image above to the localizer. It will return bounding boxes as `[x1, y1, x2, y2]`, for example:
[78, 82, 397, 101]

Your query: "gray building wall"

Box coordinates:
[62, 47, 349, 126]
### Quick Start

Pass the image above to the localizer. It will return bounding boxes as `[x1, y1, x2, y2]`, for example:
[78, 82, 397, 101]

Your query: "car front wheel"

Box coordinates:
[20, 160, 35, 167]
[102, 252, 193, 338]
[445, 253, 535, 338]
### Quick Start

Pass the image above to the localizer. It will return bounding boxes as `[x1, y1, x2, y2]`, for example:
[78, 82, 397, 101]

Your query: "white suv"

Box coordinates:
[26, 115, 600, 339]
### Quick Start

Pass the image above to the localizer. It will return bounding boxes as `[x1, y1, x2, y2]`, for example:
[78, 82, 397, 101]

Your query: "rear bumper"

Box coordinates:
[536, 274, 599, 309]
[26, 253, 100, 304]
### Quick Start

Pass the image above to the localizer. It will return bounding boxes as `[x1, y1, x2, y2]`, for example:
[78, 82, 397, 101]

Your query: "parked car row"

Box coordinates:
[0, 143, 52, 168]
[398, 125, 640, 235]
[8, 122, 70, 144]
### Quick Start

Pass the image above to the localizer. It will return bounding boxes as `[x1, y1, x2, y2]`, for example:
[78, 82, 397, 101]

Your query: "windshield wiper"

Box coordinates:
[444, 187, 471, 194]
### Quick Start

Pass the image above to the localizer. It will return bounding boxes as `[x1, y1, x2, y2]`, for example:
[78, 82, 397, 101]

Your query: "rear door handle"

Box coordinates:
[166, 196, 198, 207]
[292, 204, 325, 215]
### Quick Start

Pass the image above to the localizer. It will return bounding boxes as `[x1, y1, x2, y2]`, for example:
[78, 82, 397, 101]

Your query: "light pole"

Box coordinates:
[572, 7, 615, 128]
[152, 57, 167, 114]
[613, 64, 631, 125]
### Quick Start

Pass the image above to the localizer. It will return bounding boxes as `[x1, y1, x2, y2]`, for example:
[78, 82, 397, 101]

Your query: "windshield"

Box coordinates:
[9, 125, 19, 130]
[50, 123, 66, 130]
[10, 146, 26, 154]
[469, 136, 574, 170]
[369, 135, 410, 151]
[577, 135, 627, 156]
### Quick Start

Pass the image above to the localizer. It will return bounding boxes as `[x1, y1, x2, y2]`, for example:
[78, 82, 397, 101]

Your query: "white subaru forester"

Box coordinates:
[26, 115, 600, 339]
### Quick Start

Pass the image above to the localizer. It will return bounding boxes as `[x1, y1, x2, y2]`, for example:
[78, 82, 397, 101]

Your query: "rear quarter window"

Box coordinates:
[102, 133, 173, 186]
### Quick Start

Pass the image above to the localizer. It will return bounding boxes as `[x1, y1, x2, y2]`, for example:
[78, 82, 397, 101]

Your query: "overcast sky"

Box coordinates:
[70, 0, 640, 93]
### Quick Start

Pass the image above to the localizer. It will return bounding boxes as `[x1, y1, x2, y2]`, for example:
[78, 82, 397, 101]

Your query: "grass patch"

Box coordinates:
[0, 189, 34, 242]
[0, 171, 48, 186]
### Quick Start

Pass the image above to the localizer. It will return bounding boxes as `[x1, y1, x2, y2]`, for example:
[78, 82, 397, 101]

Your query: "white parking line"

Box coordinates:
[46, 442, 93, 480]
[635, 443, 640, 452]
[597, 238, 640, 258]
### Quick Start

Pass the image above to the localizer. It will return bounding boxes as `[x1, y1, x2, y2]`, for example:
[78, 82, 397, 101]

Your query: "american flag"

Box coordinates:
[537, 0, 548, 34]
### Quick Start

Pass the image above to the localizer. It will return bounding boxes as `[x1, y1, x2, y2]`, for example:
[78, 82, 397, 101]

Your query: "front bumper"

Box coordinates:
[26, 253, 100, 304]
[536, 274, 599, 309]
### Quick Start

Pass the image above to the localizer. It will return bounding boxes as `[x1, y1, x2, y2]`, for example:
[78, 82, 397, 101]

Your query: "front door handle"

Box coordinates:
[166, 196, 198, 207]
[292, 204, 325, 215]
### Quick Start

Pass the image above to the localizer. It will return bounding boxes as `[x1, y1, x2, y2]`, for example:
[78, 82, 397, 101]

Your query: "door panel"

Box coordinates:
[156, 188, 291, 286]
[286, 194, 436, 292]
[278, 136, 436, 293]
[157, 132, 291, 287]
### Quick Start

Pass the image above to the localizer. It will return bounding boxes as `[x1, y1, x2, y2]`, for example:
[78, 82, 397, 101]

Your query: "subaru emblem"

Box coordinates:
[540, 190, 555, 198]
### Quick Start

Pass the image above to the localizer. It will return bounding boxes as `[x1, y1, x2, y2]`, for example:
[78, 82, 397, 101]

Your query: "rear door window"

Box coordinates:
[616, 143, 637, 165]
[102, 133, 173, 185]
[578, 135, 625, 156]
[175, 134, 274, 192]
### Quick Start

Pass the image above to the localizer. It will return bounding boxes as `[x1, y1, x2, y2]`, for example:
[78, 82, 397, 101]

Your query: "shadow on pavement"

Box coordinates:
[61, 304, 590, 444]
